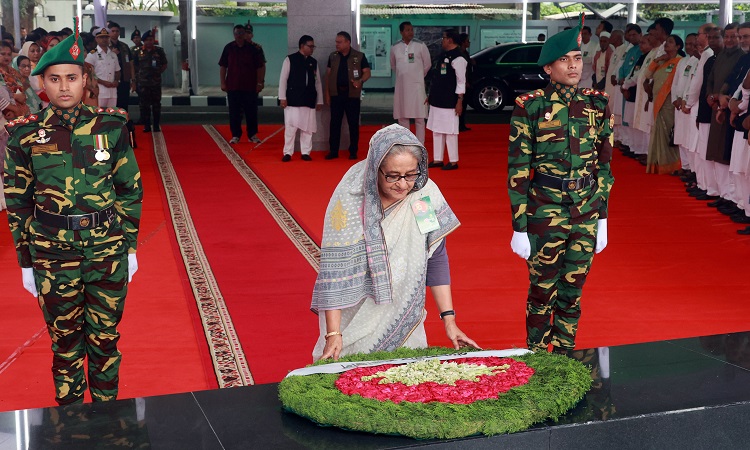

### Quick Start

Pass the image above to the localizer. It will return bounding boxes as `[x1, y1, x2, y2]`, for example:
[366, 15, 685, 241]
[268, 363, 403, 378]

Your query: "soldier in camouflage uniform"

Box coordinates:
[508, 14, 614, 353]
[132, 30, 167, 132]
[3, 26, 143, 405]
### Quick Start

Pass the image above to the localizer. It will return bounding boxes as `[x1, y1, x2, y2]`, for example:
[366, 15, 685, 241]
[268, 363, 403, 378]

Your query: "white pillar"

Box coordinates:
[521, 0, 528, 43]
[628, 2, 638, 24]
[187, 0, 199, 95]
[287, 0, 354, 152]
[719, 0, 733, 27]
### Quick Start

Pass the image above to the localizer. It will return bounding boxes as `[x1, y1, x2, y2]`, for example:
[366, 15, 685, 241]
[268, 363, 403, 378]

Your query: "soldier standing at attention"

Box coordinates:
[3, 24, 143, 405]
[132, 30, 167, 132]
[508, 15, 614, 354]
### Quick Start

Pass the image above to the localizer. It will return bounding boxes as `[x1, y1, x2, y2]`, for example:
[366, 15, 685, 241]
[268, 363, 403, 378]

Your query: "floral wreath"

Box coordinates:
[279, 347, 592, 439]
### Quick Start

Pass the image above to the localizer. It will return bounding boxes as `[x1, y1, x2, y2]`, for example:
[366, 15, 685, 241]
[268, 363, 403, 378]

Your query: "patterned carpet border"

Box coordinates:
[204, 125, 321, 272]
[152, 131, 254, 388]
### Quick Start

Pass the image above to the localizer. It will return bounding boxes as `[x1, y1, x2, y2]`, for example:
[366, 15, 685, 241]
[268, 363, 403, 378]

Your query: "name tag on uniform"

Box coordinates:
[408, 52, 415, 63]
[684, 65, 692, 75]
[353, 69, 360, 79]
[539, 120, 561, 129]
[31, 143, 59, 154]
[440, 63, 447, 75]
[666, 64, 674, 73]
[412, 196, 440, 234]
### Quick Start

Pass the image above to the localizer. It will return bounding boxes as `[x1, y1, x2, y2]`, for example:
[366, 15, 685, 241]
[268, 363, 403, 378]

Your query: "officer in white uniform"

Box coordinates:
[84, 27, 121, 108]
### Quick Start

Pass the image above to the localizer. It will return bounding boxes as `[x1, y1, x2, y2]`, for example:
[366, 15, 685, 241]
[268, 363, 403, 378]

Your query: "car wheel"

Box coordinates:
[474, 81, 507, 113]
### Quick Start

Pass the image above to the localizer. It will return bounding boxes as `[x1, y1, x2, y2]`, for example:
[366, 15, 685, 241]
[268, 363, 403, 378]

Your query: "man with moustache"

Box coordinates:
[3, 26, 143, 405]
[508, 15, 614, 353]
[701, 24, 744, 202]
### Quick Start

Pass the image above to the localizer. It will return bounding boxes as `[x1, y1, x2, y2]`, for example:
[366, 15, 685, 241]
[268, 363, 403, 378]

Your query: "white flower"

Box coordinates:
[361, 359, 510, 386]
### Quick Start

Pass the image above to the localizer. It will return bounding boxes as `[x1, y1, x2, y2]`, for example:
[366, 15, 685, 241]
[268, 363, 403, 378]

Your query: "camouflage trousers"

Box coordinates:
[33, 254, 129, 405]
[525, 211, 598, 352]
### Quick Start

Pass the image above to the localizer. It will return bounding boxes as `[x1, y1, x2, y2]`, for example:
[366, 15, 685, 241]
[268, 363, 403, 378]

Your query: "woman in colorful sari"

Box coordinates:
[12, 56, 42, 113]
[311, 124, 479, 361]
[645, 34, 685, 174]
[19, 41, 45, 102]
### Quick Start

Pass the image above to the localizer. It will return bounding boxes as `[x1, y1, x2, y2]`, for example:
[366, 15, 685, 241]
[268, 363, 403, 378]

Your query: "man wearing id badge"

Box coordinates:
[3, 22, 143, 405]
[325, 31, 371, 160]
[508, 14, 614, 354]
[390, 22, 431, 145]
[132, 30, 167, 132]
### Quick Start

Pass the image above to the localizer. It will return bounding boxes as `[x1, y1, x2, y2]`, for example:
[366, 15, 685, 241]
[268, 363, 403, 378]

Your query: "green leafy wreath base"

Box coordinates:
[278, 347, 592, 439]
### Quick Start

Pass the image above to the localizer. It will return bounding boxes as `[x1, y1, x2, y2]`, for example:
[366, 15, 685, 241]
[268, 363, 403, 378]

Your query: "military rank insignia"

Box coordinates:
[36, 129, 51, 144]
[93, 135, 110, 161]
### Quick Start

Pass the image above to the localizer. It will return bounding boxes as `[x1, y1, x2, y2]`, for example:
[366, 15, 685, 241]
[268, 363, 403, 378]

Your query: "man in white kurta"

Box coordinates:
[671, 33, 699, 173]
[278, 36, 323, 161]
[390, 22, 432, 145]
[579, 26, 598, 88]
[84, 27, 121, 108]
[427, 29, 467, 170]
[605, 30, 629, 127]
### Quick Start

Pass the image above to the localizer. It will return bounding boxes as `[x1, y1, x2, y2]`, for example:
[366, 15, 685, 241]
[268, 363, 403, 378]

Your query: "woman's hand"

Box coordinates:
[443, 318, 481, 350]
[319, 335, 343, 361]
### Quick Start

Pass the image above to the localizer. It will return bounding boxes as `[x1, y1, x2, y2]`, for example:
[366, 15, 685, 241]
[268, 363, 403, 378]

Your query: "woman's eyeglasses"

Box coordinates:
[379, 169, 420, 183]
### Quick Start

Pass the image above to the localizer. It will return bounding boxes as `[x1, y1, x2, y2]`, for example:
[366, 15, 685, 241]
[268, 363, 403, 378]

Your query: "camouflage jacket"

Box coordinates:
[508, 84, 614, 232]
[133, 45, 168, 87]
[3, 104, 143, 267]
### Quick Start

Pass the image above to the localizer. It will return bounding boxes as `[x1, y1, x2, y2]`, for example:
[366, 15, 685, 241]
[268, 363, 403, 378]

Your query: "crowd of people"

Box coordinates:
[597, 18, 750, 235]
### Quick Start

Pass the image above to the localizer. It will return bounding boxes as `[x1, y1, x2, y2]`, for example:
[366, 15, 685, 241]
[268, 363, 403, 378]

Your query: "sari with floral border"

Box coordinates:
[311, 124, 460, 361]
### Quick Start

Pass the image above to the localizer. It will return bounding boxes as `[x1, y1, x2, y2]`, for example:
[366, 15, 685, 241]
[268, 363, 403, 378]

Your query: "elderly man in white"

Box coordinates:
[390, 21, 432, 145]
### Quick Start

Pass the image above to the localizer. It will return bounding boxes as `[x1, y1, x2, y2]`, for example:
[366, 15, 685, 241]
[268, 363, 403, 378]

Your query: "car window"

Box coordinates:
[497, 46, 542, 64]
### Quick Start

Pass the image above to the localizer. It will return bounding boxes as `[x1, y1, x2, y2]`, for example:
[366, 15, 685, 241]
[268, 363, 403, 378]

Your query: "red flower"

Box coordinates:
[335, 358, 535, 404]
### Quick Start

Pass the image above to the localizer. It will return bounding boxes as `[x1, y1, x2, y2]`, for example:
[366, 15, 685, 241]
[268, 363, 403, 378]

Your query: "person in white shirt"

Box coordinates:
[579, 26, 598, 88]
[84, 27, 121, 108]
[670, 33, 699, 175]
[278, 35, 324, 162]
[390, 21, 431, 145]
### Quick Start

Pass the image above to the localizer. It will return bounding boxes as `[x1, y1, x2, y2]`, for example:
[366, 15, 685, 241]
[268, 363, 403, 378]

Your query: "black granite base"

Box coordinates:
[2, 332, 749, 449]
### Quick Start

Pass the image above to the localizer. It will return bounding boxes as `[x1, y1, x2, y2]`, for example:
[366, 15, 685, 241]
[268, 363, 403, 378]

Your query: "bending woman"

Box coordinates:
[311, 124, 479, 361]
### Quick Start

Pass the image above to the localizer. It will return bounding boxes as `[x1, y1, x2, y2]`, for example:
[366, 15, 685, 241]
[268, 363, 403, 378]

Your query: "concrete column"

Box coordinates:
[287, 0, 353, 152]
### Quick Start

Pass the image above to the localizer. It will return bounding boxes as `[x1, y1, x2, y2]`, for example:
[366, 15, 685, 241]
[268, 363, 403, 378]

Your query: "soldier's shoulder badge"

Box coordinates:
[6, 113, 41, 128]
[515, 90, 544, 109]
[97, 106, 129, 121]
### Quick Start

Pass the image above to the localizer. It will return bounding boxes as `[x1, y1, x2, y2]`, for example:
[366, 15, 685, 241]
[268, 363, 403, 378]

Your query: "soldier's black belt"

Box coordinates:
[533, 172, 595, 192]
[34, 206, 116, 231]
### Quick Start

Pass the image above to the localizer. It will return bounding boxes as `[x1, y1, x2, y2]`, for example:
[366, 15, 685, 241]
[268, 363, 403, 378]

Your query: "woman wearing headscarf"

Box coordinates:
[311, 124, 479, 361]
[0, 41, 30, 118]
[12, 55, 42, 113]
[645, 34, 685, 174]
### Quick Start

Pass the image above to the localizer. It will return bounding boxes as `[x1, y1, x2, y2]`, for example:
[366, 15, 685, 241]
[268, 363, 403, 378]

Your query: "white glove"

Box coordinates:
[510, 231, 531, 260]
[128, 253, 138, 282]
[21, 267, 38, 297]
[595, 219, 608, 254]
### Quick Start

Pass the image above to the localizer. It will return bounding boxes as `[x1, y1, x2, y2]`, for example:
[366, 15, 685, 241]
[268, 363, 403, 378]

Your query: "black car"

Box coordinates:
[468, 42, 549, 113]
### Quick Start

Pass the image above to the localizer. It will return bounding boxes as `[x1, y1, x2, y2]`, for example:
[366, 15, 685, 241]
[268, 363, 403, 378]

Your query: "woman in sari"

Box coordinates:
[645, 34, 685, 174]
[19, 41, 44, 101]
[312, 124, 479, 361]
[0, 41, 29, 118]
[12, 56, 42, 113]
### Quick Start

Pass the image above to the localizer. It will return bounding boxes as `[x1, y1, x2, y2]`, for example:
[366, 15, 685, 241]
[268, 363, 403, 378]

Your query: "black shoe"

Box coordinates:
[688, 189, 707, 197]
[441, 162, 459, 170]
[324, 153, 339, 160]
[144, 126, 151, 133]
[695, 194, 720, 201]
[459, 126, 471, 132]
[720, 205, 742, 216]
[153, 125, 161, 132]
[428, 161, 444, 168]
[348, 154, 358, 160]
[301, 154, 312, 161]
[707, 198, 729, 208]
[282, 154, 292, 162]
[730, 213, 750, 224]
[738, 226, 750, 235]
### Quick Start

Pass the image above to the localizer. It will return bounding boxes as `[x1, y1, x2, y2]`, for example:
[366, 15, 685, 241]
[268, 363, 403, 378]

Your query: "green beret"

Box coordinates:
[31, 31, 85, 76]
[537, 13, 584, 66]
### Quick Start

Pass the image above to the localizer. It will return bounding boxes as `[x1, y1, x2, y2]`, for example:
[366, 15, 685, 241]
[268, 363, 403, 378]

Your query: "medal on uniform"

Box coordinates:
[35, 128, 50, 144]
[412, 196, 440, 234]
[93, 135, 110, 162]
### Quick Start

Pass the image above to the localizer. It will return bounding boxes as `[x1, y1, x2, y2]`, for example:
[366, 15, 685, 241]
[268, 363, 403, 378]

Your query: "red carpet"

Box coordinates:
[0, 129, 215, 412]
[217, 123, 750, 352]
[158, 125, 319, 384]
